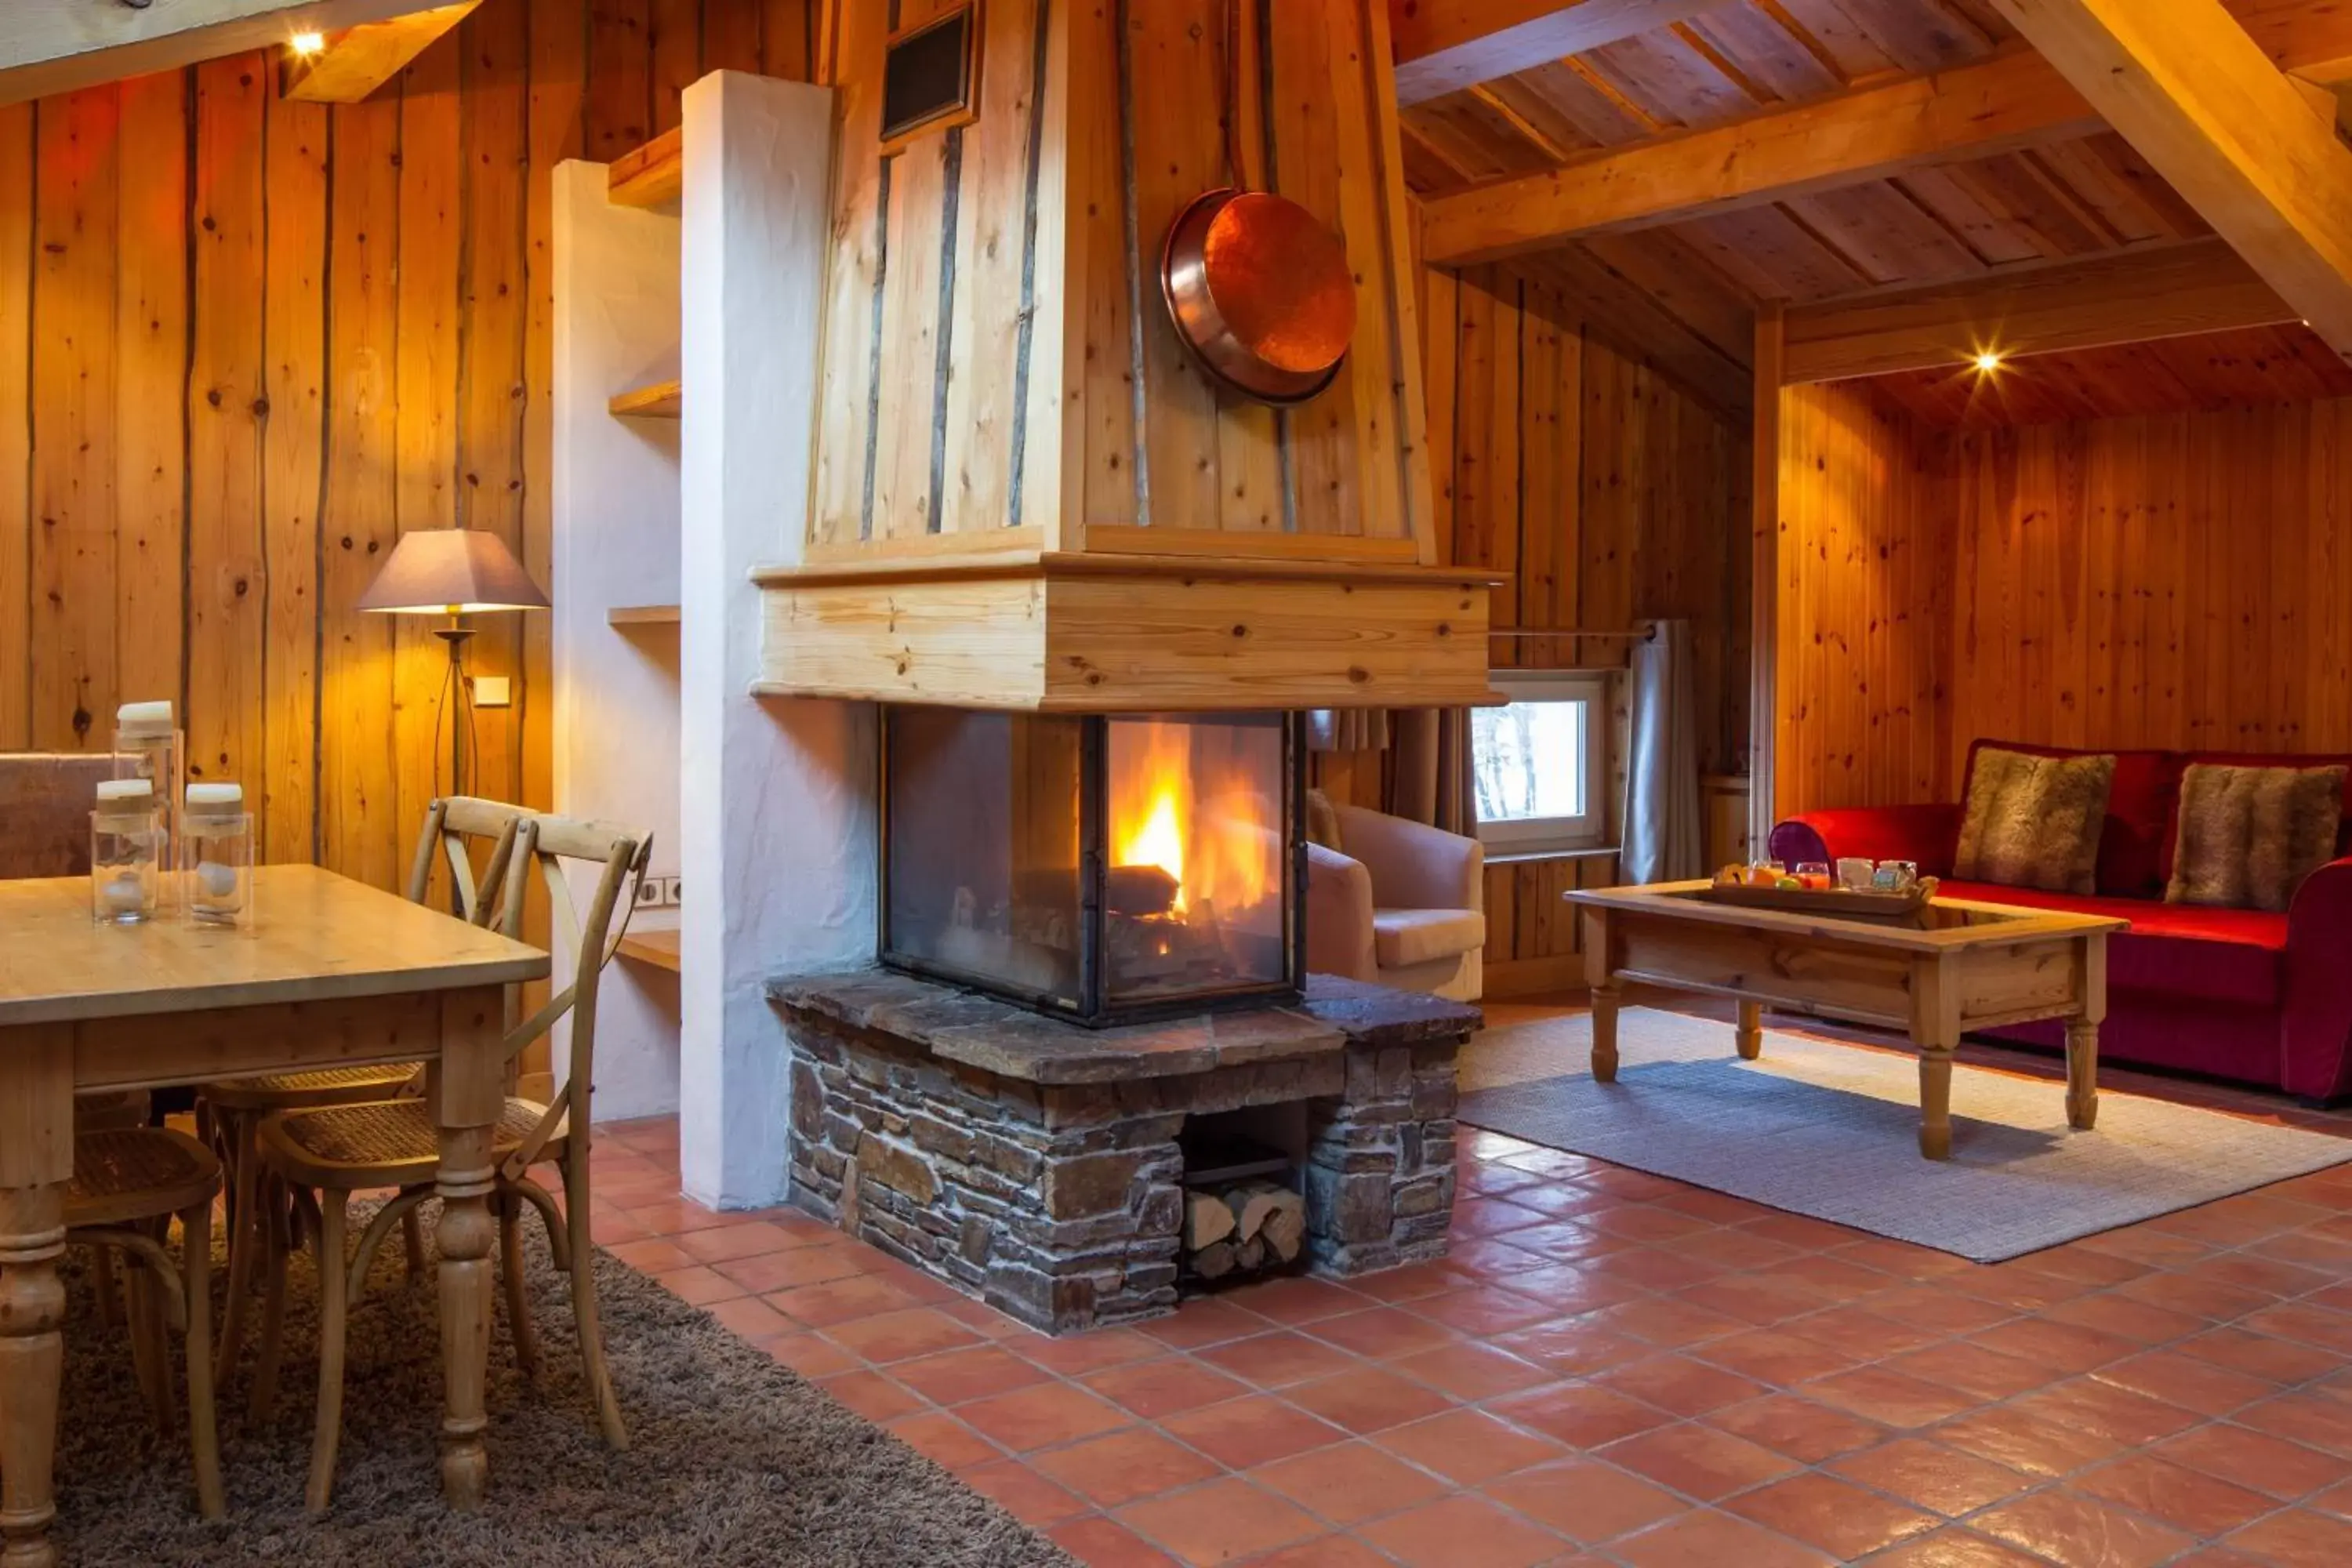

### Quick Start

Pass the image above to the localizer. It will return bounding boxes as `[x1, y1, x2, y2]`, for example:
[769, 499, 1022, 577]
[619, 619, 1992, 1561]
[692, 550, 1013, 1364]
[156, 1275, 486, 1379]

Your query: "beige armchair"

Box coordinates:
[1305, 803, 1486, 1000]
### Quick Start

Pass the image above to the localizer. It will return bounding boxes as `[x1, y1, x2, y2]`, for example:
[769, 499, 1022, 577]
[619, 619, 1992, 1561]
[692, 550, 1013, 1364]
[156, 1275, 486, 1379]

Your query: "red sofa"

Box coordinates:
[1770, 739, 2352, 1103]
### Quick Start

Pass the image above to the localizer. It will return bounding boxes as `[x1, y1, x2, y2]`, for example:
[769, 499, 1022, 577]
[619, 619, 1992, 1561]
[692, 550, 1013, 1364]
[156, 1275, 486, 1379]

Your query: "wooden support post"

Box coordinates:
[1748, 303, 1783, 854]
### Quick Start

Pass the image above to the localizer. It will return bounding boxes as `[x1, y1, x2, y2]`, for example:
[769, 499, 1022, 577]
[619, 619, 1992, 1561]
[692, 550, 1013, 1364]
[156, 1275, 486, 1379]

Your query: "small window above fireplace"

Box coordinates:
[881, 707, 1305, 1026]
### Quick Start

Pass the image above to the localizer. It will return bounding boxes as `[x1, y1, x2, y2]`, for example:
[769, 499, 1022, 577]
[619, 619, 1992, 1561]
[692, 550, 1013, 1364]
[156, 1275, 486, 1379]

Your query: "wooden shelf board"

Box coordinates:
[609, 126, 683, 208]
[617, 928, 681, 972]
[607, 604, 681, 627]
[609, 378, 682, 418]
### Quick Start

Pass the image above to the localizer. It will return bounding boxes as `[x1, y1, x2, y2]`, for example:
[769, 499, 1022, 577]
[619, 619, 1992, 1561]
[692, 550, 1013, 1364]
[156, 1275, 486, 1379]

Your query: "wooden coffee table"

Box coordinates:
[1566, 881, 2128, 1160]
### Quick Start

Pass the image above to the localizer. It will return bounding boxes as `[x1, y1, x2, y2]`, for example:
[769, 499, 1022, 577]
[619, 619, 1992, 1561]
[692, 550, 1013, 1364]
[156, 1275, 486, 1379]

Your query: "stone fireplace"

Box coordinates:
[769, 967, 1475, 1334]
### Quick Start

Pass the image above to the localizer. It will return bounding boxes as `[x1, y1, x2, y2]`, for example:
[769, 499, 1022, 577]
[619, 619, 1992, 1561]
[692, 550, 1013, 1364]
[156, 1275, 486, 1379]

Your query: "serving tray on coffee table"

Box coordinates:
[1691, 882, 1934, 922]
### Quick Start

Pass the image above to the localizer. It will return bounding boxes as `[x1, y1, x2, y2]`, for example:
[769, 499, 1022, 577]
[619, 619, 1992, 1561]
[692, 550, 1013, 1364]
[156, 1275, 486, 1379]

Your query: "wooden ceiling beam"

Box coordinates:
[1781, 239, 2295, 383]
[1390, 0, 1737, 106]
[1421, 47, 2100, 265]
[1989, 0, 2352, 364]
[0, 0, 435, 106]
[279, 1, 477, 103]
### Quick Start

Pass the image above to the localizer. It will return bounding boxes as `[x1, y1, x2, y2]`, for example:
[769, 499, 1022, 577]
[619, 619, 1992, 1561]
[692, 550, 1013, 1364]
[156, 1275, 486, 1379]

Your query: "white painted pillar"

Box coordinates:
[678, 71, 874, 1210]
[551, 160, 683, 1121]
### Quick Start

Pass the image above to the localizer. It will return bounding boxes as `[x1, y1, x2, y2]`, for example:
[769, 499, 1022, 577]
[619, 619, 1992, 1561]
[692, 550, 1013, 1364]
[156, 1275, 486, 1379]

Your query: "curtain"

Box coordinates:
[1388, 707, 1476, 838]
[1624, 619, 1704, 884]
[1306, 709, 1391, 753]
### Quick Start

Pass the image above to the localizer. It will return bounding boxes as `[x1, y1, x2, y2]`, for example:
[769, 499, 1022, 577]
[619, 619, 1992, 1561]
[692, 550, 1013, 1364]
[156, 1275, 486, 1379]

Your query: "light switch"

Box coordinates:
[473, 674, 512, 709]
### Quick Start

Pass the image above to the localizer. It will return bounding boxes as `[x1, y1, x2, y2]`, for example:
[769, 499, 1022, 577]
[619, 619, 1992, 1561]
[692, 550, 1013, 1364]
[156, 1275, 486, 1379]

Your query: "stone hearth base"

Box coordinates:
[765, 969, 1480, 1336]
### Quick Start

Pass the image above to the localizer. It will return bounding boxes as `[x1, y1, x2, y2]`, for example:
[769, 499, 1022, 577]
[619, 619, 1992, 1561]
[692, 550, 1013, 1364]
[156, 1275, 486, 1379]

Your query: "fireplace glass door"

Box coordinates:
[881, 707, 1303, 1025]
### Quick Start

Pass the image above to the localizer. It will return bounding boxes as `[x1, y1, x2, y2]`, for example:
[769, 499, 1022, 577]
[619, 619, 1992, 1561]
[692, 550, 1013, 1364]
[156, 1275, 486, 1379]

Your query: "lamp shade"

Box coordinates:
[356, 528, 550, 615]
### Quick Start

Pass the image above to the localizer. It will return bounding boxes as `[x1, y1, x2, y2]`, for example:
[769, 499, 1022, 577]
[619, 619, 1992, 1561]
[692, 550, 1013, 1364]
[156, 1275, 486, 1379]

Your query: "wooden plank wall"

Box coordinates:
[1772, 379, 1958, 814]
[0, 0, 815, 887]
[1947, 401, 2352, 764]
[1319, 262, 1749, 994]
[810, 0, 1430, 558]
[1771, 385, 2352, 815]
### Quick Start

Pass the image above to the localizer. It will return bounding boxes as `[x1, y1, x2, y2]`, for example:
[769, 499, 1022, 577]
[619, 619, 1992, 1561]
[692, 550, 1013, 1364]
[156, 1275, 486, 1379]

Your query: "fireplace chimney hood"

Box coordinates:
[750, 0, 1501, 713]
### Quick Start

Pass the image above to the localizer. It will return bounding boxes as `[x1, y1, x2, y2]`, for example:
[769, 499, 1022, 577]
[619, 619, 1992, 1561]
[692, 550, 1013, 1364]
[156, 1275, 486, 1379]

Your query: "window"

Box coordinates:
[1471, 670, 1607, 854]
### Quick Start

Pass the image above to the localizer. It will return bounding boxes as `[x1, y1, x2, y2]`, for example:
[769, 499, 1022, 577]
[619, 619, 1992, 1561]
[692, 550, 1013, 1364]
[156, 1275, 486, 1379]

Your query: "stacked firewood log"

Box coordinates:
[1183, 1180, 1306, 1281]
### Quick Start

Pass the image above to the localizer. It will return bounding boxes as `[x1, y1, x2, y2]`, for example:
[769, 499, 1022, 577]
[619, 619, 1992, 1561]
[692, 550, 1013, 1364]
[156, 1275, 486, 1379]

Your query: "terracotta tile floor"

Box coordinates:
[583, 1003, 2352, 1566]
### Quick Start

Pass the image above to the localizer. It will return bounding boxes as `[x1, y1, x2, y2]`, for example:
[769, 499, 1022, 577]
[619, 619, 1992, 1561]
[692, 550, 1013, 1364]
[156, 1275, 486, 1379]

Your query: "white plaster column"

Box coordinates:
[551, 159, 683, 1121]
[678, 71, 874, 1209]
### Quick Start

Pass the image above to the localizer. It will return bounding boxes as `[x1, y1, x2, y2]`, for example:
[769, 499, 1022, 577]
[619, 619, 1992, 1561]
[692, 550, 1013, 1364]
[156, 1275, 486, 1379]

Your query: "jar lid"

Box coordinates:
[187, 782, 244, 815]
[96, 779, 154, 803]
[116, 699, 176, 738]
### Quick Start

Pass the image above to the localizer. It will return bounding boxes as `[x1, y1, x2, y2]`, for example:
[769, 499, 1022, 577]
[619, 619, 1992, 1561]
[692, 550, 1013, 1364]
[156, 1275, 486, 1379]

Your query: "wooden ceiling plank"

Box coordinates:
[1989, 0, 2352, 364]
[1420, 46, 2098, 264]
[0, 0, 438, 105]
[1581, 228, 1759, 363]
[280, 1, 478, 103]
[1783, 238, 2297, 382]
[1517, 246, 1755, 413]
[1392, 0, 1740, 106]
[1686, 3, 1845, 101]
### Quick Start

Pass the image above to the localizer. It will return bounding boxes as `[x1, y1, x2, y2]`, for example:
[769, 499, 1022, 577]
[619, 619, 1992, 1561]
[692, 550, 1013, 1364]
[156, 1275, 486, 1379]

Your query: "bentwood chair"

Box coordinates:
[251, 813, 649, 1512]
[66, 1127, 227, 1520]
[202, 797, 528, 1398]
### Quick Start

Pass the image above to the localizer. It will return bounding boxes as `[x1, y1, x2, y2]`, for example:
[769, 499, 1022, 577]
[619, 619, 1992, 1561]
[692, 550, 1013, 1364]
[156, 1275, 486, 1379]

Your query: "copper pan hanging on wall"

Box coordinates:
[1160, 0, 1358, 406]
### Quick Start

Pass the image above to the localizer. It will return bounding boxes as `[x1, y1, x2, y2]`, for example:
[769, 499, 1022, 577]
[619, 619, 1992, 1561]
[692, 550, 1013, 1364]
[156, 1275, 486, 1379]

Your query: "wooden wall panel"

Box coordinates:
[1945, 400, 2352, 764]
[0, 0, 817, 887]
[1769, 381, 2352, 818]
[811, 0, 1428, 557]
[1772, 379, 1957, 815]
[1305, 261, 1748, 993]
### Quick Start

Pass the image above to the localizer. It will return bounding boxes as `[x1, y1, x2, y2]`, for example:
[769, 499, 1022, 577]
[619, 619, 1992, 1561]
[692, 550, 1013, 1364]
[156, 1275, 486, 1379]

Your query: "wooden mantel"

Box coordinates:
[753, 0, 1472, 713]
[751, 552, 1502, 713]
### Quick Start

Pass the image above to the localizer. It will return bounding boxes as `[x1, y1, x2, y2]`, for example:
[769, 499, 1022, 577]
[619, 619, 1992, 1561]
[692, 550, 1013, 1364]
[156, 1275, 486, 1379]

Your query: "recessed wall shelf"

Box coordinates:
[608, 126, 682, 209]
[607, 604, 681, 627]
[609, 379, 683, 419]
[617, 929, 681, 972]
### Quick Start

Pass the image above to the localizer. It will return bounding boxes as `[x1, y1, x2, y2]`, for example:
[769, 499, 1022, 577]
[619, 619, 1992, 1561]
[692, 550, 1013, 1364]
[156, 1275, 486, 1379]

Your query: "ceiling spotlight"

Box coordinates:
[290, 31, 327, 55]
[1973, 350, 2002, 374]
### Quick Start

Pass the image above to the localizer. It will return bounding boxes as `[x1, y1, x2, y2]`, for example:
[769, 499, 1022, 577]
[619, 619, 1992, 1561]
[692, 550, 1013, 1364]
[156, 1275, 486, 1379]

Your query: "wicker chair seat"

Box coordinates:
[67, 1129, 223, 1229]
[256, 1097, 563, 1189]
[200, 1063, 422, 1112]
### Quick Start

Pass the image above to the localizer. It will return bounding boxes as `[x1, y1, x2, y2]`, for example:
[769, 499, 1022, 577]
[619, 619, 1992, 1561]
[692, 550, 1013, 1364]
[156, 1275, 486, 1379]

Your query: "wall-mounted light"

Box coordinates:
[289, 31, 328, 56]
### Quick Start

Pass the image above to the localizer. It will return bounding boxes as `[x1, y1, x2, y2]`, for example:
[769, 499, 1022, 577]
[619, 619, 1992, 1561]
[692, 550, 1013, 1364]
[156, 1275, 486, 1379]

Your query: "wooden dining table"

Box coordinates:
[0, 864, 548, 1567]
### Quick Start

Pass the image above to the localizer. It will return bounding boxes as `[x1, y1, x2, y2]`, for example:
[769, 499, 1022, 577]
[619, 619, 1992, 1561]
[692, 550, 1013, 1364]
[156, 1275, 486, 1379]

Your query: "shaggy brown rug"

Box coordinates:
[49, 1218, 1074, 1567]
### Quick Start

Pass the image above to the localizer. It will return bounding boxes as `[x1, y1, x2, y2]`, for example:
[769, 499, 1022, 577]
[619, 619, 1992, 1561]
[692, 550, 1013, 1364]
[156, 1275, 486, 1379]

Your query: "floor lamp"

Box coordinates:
[357, 528, 550, 801]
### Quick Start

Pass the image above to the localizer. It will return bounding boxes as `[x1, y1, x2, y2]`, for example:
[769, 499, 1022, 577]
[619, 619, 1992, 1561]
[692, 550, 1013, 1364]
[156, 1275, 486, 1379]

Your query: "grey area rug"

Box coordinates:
[51, 1219, 1073, 1567]
[1458, 1008, 2352, 1262]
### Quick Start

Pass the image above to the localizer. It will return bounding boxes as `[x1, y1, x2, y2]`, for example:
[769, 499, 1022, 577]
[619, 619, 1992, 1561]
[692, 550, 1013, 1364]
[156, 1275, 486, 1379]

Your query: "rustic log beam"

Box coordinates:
[1421, 47, 2096, 265]
[1390, 0, 1735, 107]
[1782, 239, 2296, 383]
[280, 0, 477, 103]
[0, 0, 435, 106]
[1991, 0, 2352, 363]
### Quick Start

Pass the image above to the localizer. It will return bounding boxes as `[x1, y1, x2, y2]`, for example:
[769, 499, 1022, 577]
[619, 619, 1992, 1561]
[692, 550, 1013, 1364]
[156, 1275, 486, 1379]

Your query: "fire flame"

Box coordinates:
[1108, 720, 1276, 920]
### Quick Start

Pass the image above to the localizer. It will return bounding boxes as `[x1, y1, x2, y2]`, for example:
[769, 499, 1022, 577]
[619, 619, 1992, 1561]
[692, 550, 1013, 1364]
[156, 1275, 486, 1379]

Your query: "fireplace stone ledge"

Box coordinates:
[767, 967, 1479, 1334]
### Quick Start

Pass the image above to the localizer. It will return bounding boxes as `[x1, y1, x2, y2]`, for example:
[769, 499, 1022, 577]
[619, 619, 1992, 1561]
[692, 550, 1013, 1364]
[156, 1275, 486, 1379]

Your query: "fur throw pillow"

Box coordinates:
[2166, 764, 2347, 912]
[1953, 748, 2116, 895]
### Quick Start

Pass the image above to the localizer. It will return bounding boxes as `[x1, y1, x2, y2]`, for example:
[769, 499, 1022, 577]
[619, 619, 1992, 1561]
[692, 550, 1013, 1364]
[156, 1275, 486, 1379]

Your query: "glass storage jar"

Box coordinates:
[90, 779, 162, 925]
[183, 783, 254, 930]
[114, 700, 183, 907]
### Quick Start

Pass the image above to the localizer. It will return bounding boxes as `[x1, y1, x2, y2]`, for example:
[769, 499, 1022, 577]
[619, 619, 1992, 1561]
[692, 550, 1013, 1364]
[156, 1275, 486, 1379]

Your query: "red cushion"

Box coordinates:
[2161, 750, 2352, 882]
[1961, 739, 2183, 898]
[1937, 880, 2285, 1008]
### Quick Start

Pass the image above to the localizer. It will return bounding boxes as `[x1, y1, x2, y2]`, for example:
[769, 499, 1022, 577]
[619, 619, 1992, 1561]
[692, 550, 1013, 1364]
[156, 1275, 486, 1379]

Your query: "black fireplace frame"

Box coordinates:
[877, 709, 1310, 1029]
